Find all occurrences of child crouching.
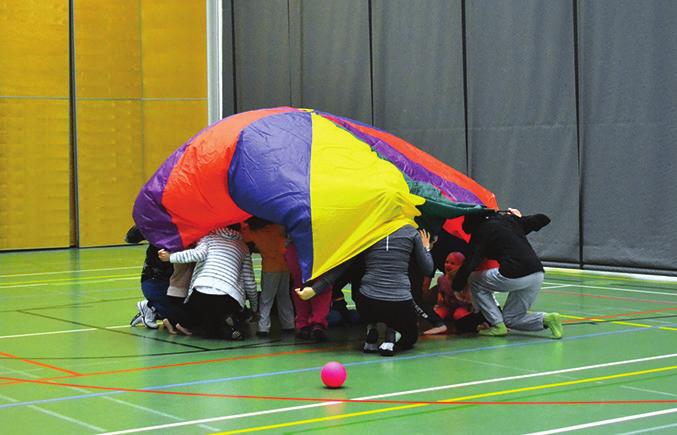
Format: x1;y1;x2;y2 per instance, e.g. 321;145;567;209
159;225;258;340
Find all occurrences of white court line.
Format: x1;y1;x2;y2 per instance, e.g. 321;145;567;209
0;324;130;340
0;367;106;432
623;385;677;399
546;267;677;283
617;422;677;435
0;360;220;432
0;284;44;289
98;353;677;434
525;408;677;435
0;392;106;432
541;284;573;289
543;281;677;297
67;385;221;433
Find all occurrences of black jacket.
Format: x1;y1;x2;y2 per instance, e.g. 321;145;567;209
452;213;550;291
125;226;173;282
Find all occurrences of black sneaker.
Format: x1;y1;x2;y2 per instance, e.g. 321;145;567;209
230;329;244;340
296;325;312;339
311;325;328;342
363;325;379;353
256;330;269;338
219;324;243;340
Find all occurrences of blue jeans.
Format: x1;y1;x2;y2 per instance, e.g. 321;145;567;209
141;278;171;319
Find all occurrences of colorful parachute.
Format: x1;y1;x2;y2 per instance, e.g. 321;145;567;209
133;107;497;282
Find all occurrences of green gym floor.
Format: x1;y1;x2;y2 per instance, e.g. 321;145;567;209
0;246;675;434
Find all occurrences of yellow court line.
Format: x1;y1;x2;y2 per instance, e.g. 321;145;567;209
212;365;677;434
561;314;677;332
0;274;139;287
614;321;657;328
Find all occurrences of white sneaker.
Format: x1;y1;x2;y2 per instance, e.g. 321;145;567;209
130;311;143;327
379;341;395;357
379;328;400;356
136;300;158;329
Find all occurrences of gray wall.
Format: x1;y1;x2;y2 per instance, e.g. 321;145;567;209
221;0;677;275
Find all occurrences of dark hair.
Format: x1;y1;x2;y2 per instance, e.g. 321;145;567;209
125;225;145;244
245;216;274;231
461;210;496;234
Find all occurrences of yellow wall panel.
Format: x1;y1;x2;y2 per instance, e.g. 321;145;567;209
76;101;143;247
142;100;208;178
0;0;69;97
141;0;207;98
1;1;208;249
0;0;71;250
74;0;141;99
0;99;71;249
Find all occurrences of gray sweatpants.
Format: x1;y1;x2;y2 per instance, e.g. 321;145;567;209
257;271;295;332
470;268;545;331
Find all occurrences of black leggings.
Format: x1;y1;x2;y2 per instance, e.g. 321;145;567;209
356;295;418;351
409;262;444;327
185;290;242;339
162;295;189;327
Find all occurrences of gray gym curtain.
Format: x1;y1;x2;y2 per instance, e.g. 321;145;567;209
293;0;372;123
371;0;467;172
578;0;677;272
465;0;580;263
222;0;677;274
233;0;292;111
232;0;371;122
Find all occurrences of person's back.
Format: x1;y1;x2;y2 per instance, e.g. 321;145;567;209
241;221;293;337
161;226;258;339
360;225;433;302
451;209;561;339
358;224;434;356
474;214;545;278
294;225;434;355
242;224;287;272
180;228;256;307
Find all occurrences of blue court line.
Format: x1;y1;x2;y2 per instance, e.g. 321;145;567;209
0;325;665;410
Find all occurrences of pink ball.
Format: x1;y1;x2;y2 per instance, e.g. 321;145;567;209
320;361;347;388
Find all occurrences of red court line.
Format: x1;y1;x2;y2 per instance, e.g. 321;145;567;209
46;347;326;380
0;347;329;387
0;351;80;376
543;289;677;306
562;307;677;324
1;376;676;407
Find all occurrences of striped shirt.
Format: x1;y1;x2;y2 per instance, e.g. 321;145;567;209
169;227;258;311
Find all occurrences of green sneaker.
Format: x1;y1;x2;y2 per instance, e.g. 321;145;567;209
544;312;563;339
479;322;508;336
